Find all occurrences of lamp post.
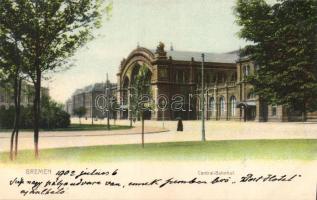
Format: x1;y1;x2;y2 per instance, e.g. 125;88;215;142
91;90;93;125
106;73;110;130
47;82;50;129
201;53;206;142
160;99;166;128
127;86;133;127
162;109;165;128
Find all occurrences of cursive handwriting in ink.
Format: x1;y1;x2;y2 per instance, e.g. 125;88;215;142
159;177;207;188
8;169;302;197
240;174;301;183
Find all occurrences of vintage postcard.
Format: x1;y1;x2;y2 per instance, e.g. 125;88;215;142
0;0;316;199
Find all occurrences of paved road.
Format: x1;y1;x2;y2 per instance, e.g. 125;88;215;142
1;119;317;152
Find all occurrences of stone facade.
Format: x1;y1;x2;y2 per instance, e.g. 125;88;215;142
67;82;117;119
0;81;49;109
117;43;316;122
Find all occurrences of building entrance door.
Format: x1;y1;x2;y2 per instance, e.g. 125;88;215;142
246;106;256;121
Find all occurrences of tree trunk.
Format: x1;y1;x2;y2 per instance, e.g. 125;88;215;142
10;73;19;161
10;129;16;161
14;78;22;158
33;70;41;159
141;111;144;148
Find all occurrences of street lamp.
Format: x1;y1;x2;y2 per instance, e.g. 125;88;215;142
91;90;94;125
162;104;165;128
106;73;110;130
159;99;167;128
201;53;206;142
127;86;133;127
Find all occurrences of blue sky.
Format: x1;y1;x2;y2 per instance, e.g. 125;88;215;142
46;0;268;103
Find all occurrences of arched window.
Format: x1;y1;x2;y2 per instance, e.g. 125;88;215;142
230;96;237;117
220;96;225;116
209;97;215;115
247;91;256;99
243;65;251;78
244;65;250;77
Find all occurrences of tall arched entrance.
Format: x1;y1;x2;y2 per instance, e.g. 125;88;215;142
118;48;155;120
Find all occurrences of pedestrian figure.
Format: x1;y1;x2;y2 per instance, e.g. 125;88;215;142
176;117;183;131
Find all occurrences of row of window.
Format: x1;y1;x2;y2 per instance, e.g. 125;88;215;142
173;71;237;84
208;96;237;117
197;72;237;84
208;97;277;117
242;64;262;77
175;71;187;83
172;65;253;83
174;65;252;83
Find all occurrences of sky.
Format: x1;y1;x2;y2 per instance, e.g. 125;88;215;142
46;0;255;103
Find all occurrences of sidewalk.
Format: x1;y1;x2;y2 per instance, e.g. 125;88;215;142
0;119;317;152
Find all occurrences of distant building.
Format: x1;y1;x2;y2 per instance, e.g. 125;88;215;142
0;81;49;109
116;42;317;122
65;98;73;115
67;82;117;119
